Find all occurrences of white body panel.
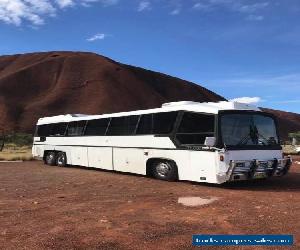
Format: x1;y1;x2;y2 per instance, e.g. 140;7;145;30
225;150;282;162
88;147;113;170
113;148;146;175
70;147;88;167
39;135;176;149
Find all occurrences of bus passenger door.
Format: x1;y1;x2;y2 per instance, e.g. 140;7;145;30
87;147;113;170
113;148;145;175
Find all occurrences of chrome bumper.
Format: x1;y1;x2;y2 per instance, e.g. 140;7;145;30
227;157;292;181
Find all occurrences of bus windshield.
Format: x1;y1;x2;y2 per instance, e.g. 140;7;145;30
220;113;279;147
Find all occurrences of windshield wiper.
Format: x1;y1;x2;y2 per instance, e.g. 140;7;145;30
250;125;259;144
237;125;269;146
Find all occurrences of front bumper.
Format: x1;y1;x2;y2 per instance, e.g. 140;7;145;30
227;157;292;181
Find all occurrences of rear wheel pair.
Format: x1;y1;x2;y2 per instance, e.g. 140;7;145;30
44;151;67;167
151;160;178;181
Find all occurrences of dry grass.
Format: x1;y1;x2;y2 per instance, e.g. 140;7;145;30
282;144;300;155
0;144;33;161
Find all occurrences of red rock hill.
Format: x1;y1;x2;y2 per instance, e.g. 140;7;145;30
0;51;299;140
0;52;224;132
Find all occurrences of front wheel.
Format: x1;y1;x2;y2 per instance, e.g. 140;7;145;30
152;160;178;181
57;152;67;167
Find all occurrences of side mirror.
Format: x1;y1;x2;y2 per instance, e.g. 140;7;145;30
204;137;216;147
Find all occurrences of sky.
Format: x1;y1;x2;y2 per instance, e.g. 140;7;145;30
0;0;300;113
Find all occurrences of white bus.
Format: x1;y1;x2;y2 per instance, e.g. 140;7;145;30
32;101;292;184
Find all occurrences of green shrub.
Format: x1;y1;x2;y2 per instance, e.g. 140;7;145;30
4;133;33;147
289;131;300;139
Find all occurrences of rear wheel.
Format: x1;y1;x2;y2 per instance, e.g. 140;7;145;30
45;151;57;166
152;160;178;181
57;152;67;167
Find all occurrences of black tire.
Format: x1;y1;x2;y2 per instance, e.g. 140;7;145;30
45;151;57;166
56;152;67;167
152;160;178;181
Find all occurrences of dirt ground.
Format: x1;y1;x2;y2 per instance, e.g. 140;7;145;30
0;157;299;250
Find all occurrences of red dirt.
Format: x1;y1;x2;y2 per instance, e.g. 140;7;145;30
0;158;299;250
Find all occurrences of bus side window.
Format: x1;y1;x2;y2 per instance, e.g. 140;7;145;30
136;112;178;135
176;112;215;145
67;121;86;136
50;123;68;136
126;116;139;134
85;119;110;136
106;116;139;136
37;124;52;137
136;114;153;135
153;112;178;134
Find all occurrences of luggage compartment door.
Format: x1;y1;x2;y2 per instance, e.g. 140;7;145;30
88;147;113;170
113;148;146;175
71;147;88;167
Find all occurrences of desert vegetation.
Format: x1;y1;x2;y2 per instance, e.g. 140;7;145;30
282;131;300;154
289;131;300;142
0;133;33;161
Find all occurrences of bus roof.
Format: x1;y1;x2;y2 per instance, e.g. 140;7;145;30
37;101;261;125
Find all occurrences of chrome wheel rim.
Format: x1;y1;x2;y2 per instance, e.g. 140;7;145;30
156;162;170;177
57;155;65;166
46;154;54;164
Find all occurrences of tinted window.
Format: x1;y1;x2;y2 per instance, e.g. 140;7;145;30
107;116;139;135
136;112;178;135
85;119;110;136
136;114;152;134
67;121;86;136
153;112;178;134
37;124;52;137
178;112;215;133
176;112;215;145
50;123;67;136
127;116;140;134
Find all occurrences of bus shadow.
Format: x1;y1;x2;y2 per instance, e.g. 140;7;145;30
170;172;300;192
64;164;149;178
64;165;300;192
217;173;300;192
